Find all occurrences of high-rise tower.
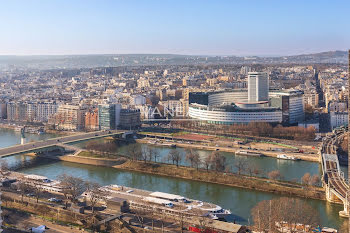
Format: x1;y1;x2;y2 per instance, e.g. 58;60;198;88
248;72;269;103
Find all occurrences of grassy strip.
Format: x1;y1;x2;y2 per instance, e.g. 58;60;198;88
263;141;299;149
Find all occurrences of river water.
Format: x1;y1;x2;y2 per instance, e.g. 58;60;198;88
0;128;346;228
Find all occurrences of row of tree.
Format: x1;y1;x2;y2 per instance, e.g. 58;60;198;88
126;146;321;185
172;121;316;141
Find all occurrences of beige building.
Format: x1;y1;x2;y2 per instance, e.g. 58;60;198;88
53;104;87;131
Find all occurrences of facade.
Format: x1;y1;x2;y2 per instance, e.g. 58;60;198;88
0;103;6;119
119;109;141;129
188;89;304;125
7;102;27;122
270;90;305;125
53;104;87;131
98;104;116;130
85;108;99;131
248;72;269;103
330;111;348;129
303;91;319;108
189;103;282;124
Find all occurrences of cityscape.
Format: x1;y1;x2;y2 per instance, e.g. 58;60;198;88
0;1;349;233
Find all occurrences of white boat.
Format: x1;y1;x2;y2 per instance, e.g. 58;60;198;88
277;154;300;161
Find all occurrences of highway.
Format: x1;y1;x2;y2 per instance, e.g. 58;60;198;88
0;130;126;157
321;128;348;202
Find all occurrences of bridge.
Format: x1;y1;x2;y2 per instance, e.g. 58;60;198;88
0;130;132;158
320;127;349;217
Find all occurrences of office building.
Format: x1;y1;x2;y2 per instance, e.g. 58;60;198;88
248;72;269;103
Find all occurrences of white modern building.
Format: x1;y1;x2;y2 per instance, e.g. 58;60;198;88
330;111;348;129
188;89;304;125
248;72;269;103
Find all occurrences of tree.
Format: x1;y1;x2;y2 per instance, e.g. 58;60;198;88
203;155;211;171
268;170;283;180
17;181;31;203
32;183;43;203
209;151;226;172
0;160;9;174
128;144;142;161
310;174;320;186
301;173;311;185
58;174;86;206
192;152;201;169
85;181;109;213
234;157;247;175
251;197;320;232
185;149;199;168
153;148;160;162
197;216;213;233
167;149;182;167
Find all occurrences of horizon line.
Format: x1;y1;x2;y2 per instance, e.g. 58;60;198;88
0;50;347;58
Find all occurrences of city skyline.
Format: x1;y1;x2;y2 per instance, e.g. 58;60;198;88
0;0;349;56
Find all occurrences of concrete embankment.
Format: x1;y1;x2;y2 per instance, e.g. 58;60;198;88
135;138;320;162
27;153;127;167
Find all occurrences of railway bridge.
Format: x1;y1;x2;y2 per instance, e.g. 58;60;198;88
320;127;349;217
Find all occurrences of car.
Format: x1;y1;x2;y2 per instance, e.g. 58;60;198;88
48;197;62;203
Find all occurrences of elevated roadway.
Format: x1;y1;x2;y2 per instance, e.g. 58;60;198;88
321;127;349;217
0;130;129;158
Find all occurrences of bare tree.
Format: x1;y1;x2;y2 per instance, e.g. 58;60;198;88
141;146;149;163
0;160;9;174
301;172;311;185
268;170;283;181
167;149;182;167
58;174;86;205
203;156;211;171
128;143;142;161
310;174;320;186
251;197;320;232
31;183;43;203
153;148;160;163
197;216;213;233
209;151;226;172
185;149;199;168
234;157;247;175
17;181;31;203
85;181;109;213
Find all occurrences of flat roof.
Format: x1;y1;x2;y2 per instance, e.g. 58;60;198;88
143;197;172;205
24;174;49;180
150;191;185;200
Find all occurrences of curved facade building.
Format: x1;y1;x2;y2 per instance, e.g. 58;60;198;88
188;89;304;125
189;104;282;124
208;90;248;105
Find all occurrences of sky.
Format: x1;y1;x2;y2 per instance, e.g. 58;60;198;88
0;0;349;56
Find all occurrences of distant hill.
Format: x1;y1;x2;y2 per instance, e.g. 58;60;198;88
0;51;347;69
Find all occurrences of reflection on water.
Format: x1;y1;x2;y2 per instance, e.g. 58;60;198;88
13;159;344;227
0;129;346;228
73;138;322;183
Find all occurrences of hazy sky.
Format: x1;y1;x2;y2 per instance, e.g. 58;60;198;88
0;0;349;56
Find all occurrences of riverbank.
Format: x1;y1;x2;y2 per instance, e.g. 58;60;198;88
30;152;326;202
114;160;326;201
136;138;321;162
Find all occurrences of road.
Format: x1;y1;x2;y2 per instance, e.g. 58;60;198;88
0;130;126;157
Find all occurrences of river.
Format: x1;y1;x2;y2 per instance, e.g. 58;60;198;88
0;128;346;228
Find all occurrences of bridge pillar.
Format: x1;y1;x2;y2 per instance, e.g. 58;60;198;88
339;194;349;218
325;185;339;203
